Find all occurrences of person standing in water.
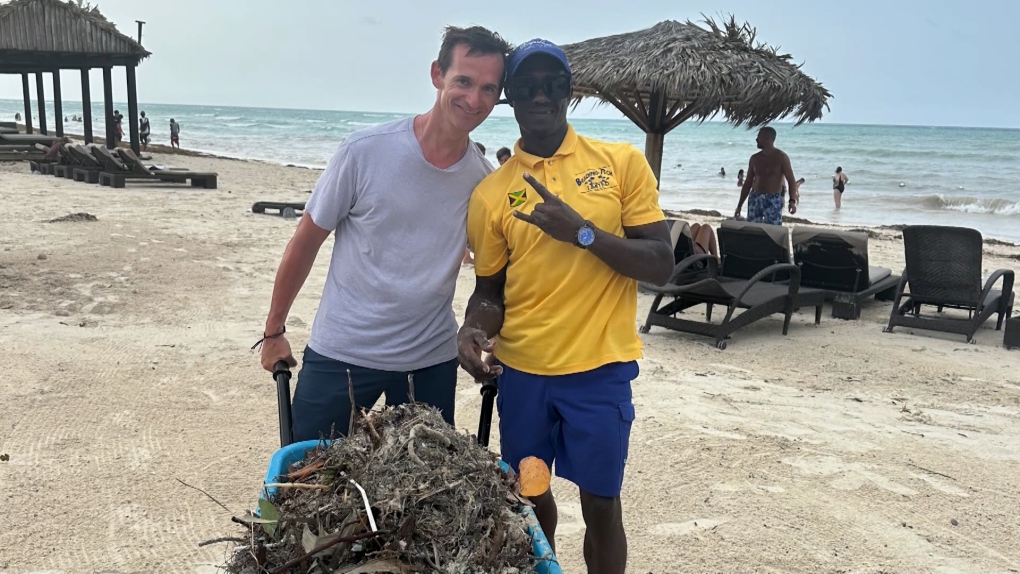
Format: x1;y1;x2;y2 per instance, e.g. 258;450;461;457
832;167;848;209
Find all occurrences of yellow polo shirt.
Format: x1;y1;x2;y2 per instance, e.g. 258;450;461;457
467;124;665;375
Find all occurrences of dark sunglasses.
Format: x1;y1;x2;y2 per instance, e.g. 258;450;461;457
505;75;571;102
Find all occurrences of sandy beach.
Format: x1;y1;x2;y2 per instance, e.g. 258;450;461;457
1;152;1019;574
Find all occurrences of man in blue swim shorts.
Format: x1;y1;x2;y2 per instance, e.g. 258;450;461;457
734;126;800;225
456;39;674;574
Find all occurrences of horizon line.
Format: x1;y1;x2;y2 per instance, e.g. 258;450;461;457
1;97;1017;132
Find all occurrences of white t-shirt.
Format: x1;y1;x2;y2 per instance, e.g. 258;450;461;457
304;117;492;371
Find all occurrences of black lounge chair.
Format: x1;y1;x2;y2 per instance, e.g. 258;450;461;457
252;201;305;218
792;226;900;319
884;225;1014;343
639;219;709;294
67;144;105;183
105;147;218;189
639;220;824;349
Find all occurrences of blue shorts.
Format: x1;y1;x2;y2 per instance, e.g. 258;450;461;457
746;191;783;226
496;361;638;498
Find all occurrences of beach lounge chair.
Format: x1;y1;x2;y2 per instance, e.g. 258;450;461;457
884;225;1014;343
252;201;305;218
639;219;709;294
68;144;105;183
792;226;900;319
639;220;824;349
97;147;218;189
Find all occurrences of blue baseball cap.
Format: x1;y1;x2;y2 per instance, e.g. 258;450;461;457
506;38;571;78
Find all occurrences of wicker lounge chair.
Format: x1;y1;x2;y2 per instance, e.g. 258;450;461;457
639;220;824;349
792;226;900;319
884;225;1014;343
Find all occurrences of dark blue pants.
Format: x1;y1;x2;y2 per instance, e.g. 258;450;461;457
290;346;458;443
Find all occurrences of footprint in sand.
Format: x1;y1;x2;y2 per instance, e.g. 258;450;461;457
555;501;586;536
712;481;785;494
689;424;746;440
910;472;969;496
649;518;730;537
784;455;917;496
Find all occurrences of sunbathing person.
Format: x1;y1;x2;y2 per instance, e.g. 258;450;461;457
690;222;718;258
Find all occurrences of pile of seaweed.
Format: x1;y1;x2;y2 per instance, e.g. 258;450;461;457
222;402;535;574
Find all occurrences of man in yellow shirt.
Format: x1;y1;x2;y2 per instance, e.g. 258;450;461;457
458;39;673;574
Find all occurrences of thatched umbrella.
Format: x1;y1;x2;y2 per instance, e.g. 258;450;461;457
561;16;832;182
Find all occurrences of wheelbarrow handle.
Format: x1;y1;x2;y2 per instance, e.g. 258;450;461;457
476;379;498;448
273;361;294;448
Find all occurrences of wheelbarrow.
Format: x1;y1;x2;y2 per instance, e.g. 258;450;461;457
265;361;561;573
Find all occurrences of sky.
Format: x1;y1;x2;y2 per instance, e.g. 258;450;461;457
1;0;1017;129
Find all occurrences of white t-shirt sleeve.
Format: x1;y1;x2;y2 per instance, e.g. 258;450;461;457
306;142;358;231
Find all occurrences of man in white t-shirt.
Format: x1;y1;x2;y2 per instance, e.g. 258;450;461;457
258;25;510;443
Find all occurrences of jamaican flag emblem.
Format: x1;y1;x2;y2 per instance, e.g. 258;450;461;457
507;189;527;208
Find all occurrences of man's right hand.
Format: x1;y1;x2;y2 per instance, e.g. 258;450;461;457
457;326;502;381
733;206;743;219
261;335;297;372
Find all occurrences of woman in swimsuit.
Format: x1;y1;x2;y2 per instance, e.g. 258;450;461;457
832;166;848;209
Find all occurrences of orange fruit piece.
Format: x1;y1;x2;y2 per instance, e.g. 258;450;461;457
518;455;551;497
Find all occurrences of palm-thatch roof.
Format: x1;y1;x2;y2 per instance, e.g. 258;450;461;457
0;0;150;73
560;16;831;180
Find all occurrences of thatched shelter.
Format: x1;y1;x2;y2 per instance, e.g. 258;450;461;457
0;0;151;152
561;17;832;182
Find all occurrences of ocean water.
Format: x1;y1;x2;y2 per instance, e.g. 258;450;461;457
4;99;1019;242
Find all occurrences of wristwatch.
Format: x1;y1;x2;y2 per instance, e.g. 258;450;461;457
575;221;596;249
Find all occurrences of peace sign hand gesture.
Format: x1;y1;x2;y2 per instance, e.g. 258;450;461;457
511;173;587;244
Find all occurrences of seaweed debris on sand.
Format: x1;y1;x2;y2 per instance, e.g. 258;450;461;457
222;402;535;574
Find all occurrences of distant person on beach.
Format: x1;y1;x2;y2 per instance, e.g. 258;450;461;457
734;126;799;224
14;112;20;121
719;167;726;177
169;118;180;149
257;25;510;444
42;136;71;161
458;38;673;574
113;110;123;144
736;169;744;187
832;167;849;209
496;146;511;165
139;111;151;152
781;177;805;208
475;142;486;155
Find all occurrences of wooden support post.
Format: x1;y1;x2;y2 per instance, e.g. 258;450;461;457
644;132;664;186
21;73;33;134
53;71;64;138
643;90;669;186
35;72;47;135
126;64;140;155
102;67;115;149
81;69;93;143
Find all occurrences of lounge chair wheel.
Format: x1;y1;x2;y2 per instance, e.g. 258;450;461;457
282;207;297;219
716;340;727;350
882;327;892;333
638;325;650;334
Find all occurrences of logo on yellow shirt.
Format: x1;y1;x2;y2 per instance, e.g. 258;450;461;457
508;189;527;208
574;166;614;192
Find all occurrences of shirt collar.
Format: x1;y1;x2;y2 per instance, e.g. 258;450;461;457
511;123;578;169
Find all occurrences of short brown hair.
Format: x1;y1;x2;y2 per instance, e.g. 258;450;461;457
437;25;511;76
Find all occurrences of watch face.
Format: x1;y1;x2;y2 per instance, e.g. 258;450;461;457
578;226;596;246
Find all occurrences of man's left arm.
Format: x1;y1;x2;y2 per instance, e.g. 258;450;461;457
512;149;673;286
782;153;799;208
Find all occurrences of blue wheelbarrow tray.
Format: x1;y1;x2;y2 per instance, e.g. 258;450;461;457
259;439;562;574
